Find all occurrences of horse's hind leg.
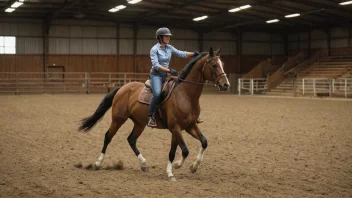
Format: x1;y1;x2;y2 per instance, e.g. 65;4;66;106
94;119;126;169
185;124;207;174
127;122;148;172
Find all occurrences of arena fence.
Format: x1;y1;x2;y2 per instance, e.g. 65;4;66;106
0;72;149;94
237;78;268;95
302;78;352;98
238;77;352;98
0;72;240;94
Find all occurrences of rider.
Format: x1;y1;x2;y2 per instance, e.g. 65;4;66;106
147;27;199;127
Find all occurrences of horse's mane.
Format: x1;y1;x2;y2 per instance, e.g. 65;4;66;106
178;52;208;80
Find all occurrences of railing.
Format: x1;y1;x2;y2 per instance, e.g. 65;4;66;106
238;78;267;95
0;72;149;94
237;77;351;98
301;78;352;98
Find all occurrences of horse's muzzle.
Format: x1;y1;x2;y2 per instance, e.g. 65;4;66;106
219;83;230;91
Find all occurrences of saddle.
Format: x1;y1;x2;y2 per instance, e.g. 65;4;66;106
138;76;178;128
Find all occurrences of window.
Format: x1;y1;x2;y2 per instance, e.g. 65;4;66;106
0;36;16;54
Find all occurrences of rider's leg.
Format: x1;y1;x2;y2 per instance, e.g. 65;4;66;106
148;74;163;127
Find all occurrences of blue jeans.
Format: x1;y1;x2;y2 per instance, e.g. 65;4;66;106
148;73;167;117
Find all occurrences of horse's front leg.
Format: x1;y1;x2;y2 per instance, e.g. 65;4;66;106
166;134;178;181
171;128;189;170
185;124;207;173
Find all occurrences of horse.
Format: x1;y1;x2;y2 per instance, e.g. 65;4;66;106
78;47;230;181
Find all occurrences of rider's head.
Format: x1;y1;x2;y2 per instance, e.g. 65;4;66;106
156;27;172;44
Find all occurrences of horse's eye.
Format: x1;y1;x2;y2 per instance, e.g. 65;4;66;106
213;64;217;68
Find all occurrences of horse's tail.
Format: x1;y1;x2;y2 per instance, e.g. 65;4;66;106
78;88;120;132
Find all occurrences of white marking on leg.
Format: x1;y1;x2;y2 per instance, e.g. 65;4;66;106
192;148;205;171
95;153;105;167
174;156;185;169
166;161;174;177
137;153;146;164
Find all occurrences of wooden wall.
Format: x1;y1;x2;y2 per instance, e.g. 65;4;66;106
0;54;245;74
2;53;325;75
0;55;43;72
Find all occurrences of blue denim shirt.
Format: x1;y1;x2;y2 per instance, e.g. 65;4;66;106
150;42;187;76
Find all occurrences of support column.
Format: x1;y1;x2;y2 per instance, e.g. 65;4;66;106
236;29;242;74
42;18;50;73
308;30;311;57
349;27;351;48
133;23;138;73
283;33;288;56
198;32;203;52
327;29;331;56
116;23;120;72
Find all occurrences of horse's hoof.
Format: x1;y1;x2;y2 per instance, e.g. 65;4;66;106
141;166;149;172
141;162;149;172
173;162;181;169
168;176;177;182
93;163;100;170
190;164;197;174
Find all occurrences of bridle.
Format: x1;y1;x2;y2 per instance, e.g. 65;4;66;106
178;56;227;86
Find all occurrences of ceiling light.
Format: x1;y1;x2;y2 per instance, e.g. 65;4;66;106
240;5;251;9
11;2;23;8
340;1;352;5
266;19;279;23
19;0;24;2
229;4;251;12
285;13;300;18
229;8;241;12
5;8;15;12
193;15;208;21
116;5;126;10
109;8;118;12
128;0;142;4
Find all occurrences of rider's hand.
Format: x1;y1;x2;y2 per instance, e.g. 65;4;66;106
193;51;200;57
169;69;178;76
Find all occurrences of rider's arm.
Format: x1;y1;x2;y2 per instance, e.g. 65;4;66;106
170;45;188;58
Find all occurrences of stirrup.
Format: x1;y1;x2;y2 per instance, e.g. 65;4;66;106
147;117;157;127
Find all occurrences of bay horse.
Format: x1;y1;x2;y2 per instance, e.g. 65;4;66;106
78;47;230;181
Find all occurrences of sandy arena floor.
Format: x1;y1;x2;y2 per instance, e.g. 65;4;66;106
0;94;351;198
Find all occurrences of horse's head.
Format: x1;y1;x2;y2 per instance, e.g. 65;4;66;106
202;47;230;91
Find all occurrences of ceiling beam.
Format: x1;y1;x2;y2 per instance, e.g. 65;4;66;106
136;0;202;21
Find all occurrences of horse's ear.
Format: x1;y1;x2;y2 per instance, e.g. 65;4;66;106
209;47;214;57
215;48;221;56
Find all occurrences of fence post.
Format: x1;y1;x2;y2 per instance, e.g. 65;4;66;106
313;79;316;96
345;78;348;98
124;73;127;85
332;79;335;93
108;73;111;93
85;72;89;94
238;78;241;95
45;72;48;94
329;79;332;97
15;73;19;95
302;78;305;96
250;78;254;95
